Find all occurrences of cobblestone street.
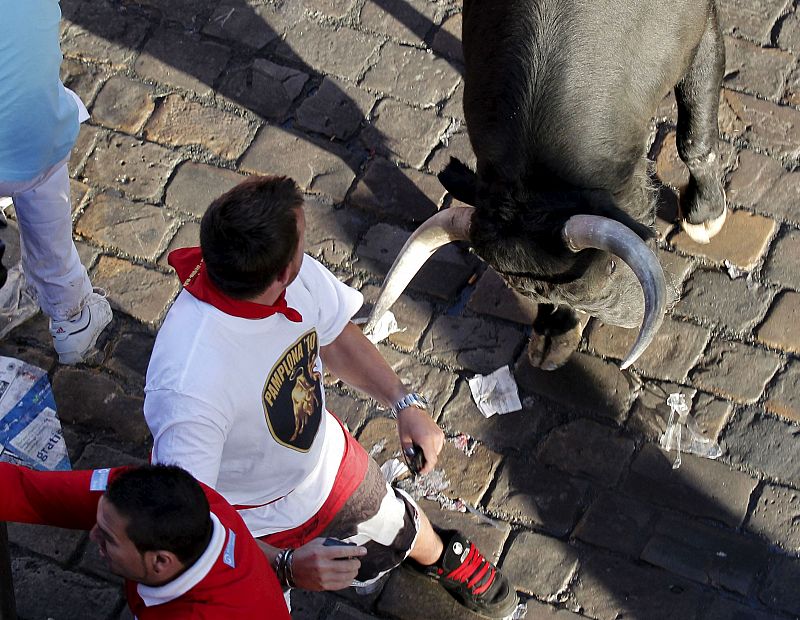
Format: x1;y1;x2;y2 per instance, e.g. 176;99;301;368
3;0;800;618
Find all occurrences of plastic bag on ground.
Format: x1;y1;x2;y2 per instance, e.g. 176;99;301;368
659;392;722;469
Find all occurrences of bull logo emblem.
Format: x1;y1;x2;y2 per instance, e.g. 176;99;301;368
288;351;320;441
262;330;323;451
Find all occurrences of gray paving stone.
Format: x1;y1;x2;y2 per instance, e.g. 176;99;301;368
721;90;800;163
165;161;245;218
514;351;639;425
61;0;149;68
723;36;796;100
467;268;539;325
717;0;789;43
11;555;122;620
723;406;800;487
323;389;376;434
573;493;659;557
765;359;800;422
658;248;694;288
220;59;309;121
587;317;710;382
571;549;706;620
0;342;56;376
304;194;370;268
327;601;380;620
441;81;464;121
361;99;451;168
759;554;800;616
421;314;525;375
622;444;758;528
275;22;381;81
746;482;800;554
92;256;180;326
726;149;800;225
675;268;773;334
355;222;479;300
424;436;502;505
76;191;175;261
83;133;181;202
690;339;781;404
302;0;356;20
428;126;477;176
487;457;591;536
296;77;376;140
350;158;445;223
764;227;800;291
438;380;570;453
359;0;438;44
356;417;400;467
74;442;146;470
53;368;150;444
518;600;586;619
362;43;461;108
756;291;800;354
701;595;786;620
70;124;102;177
79;539;123;584
143;95;257;161
240;126;356;202
290;588;333;619
417;498;511;564
536;419;636;486
7;523;85;565
60;58;108;108
356;284;434;351
159;221;200;268
501;530;579;599
640;515;769;595
779;11;800;52
431;14;464;64
203;3;286;49
134;28;230;97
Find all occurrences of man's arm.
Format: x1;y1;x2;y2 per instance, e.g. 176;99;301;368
320;322;444;473
0;464;107;529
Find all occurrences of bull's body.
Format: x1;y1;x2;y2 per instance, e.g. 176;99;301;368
437;0;726;366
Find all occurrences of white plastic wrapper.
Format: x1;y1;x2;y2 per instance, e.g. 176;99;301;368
659;392;722;469
468;365;522;417
353;311;404;344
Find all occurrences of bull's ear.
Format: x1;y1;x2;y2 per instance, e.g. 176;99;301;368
438;158;477;205
580;189;655;242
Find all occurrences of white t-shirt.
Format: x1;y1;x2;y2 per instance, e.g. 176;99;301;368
145;255;363;536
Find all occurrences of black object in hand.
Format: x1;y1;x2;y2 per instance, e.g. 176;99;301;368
403;443;426;475
323;538;358;560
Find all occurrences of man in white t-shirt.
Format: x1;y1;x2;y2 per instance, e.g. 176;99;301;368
144;176;518;619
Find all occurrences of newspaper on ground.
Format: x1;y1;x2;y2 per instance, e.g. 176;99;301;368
659;392;722;469
468;365;522;418
353;311;404;344
0;356;70;471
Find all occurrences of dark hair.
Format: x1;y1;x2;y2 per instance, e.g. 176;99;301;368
200;175;304;299
105;465;212;565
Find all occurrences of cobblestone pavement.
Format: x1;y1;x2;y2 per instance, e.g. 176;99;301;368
3;0;800;618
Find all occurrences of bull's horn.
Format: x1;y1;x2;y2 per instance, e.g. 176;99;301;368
562;214;667;370
363;205;475;335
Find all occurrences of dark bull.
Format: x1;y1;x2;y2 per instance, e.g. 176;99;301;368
365;0;727;370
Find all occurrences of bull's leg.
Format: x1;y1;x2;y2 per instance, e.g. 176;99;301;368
674;2;727;244
527;304;586;371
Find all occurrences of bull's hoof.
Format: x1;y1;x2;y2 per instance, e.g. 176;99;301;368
527;322;583;371
680;201;727;244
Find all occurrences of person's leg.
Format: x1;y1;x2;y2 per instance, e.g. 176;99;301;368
12;160;111;362
406;508;443;565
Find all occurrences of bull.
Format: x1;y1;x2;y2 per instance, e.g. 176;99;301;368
364;0;727;370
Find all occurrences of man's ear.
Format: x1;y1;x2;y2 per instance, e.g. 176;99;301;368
147;550;183;577
275;262;293;287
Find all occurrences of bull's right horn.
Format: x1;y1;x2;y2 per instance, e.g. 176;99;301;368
362;204;475;335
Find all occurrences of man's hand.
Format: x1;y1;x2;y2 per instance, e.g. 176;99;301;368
290;537;367;591
396;405;444;474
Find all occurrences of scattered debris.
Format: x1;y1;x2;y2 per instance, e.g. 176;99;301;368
353;311;404;344
510;601;529;620
723;260;745;280
380;457;408;483
468;365;522;418
368;438;387;458
450;432;478;457
659;392;722;469
0;263;39;340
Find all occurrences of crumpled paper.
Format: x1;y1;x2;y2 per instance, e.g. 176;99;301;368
353;311;404;344
468;365;522;417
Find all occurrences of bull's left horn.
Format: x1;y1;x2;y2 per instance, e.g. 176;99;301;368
562;214;667;370
363;205;475;335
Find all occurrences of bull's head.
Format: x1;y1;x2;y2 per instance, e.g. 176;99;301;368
363;160;668;370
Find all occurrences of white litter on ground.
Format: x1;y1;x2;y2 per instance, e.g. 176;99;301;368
468;365;522;417
659;392;722;469
353;311;404;344
368;438;387;458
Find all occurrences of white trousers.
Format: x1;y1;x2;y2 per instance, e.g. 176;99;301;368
0;158;92;322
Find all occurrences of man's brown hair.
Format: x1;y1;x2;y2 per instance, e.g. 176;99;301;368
200;175;303;299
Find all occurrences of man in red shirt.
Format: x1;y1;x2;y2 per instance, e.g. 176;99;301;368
0;463;292;619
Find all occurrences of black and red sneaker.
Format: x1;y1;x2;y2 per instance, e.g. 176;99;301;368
408;530;519;619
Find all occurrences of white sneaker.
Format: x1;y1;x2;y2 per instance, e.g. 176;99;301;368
50;288;113;364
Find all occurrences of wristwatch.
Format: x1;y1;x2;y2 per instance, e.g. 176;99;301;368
391;392;429;418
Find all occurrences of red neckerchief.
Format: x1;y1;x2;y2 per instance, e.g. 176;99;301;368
168;247;302;322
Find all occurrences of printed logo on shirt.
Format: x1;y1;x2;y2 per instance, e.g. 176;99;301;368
223;530;236;568
262;330;322;452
